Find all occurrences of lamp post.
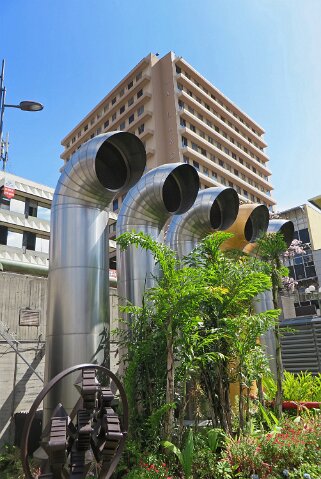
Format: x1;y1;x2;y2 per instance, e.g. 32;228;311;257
0;59;43;171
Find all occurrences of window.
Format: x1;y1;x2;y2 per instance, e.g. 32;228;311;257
229;181;233;187
84;124;88;131
26;199;38;217
119;121;125;131
299;228;310;244
219;159;224;167
192;142;199;152
193;160;200;169
0;226;7;245
72;137;76;144
104;104;109;112
136;71;142;81
119;88;125;97
128;97;134;107
234;169;239;176
208;136;213;144
200;148;207;157
137;89;143;99
78;131;81;138
176;65;181;74
128;80;133;89
7;230;23;248
37;205;51;221
180;118;186;127
182;136;188;147
212;171;217;179
96;127;101;135
112;113;116;122
112;199;119;211
138;124;145;134
35;237;49;253
203;167;209;176
129;114;134;124
10;198;25;215
232;153;236;160
137;106;144;116
120;105;125;114
178;100;184;110
177;82;183;91
190;124;196;133
183;155;189;164
243;190;248;197
23;231;36;250
188;106;194;114
224;147;229;155
112;97;116;105
104;120;109;129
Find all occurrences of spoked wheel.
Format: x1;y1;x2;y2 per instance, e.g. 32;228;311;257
21;364;128;479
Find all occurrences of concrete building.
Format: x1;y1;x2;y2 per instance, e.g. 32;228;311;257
61;52;276;216
0;172;52;275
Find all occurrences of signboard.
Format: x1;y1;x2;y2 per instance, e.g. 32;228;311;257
3;178;15;199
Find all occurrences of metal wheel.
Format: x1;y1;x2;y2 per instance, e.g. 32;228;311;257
21;364;128;479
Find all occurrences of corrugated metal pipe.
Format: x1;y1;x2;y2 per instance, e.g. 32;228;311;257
166;187;239;258
44;132;146;424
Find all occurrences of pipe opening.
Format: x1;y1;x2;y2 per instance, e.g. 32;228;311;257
279;222;295;247
244;205;269;242
210;201;222;229
95;141;128;190
162;164;199;214
95;133;146;192
211;188;239;230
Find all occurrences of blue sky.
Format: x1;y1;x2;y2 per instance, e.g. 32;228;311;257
2;0;321;210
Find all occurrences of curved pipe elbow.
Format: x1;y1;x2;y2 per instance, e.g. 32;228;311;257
53;132;146;209
116;162;199;235
243;218;295;255
166;187;239;258
221;204;269;251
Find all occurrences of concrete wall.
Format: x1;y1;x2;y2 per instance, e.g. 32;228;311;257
0;272;47;445
0;272;119;446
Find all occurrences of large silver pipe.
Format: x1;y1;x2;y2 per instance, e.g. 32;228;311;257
243;218;294;254
116;163;199;308
166;187;239;258
44;132;146;423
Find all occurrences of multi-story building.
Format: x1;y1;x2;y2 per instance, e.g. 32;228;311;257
0;172;53;275
280;203;321;311
61;52;276;216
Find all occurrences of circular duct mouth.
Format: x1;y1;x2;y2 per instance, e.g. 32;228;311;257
210;188;239;230
244;205;269;242
162;164;199;214
279;221;295;247
95;132;146;192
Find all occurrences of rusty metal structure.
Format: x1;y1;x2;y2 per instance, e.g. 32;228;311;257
166;187;239;258
22;364;128;479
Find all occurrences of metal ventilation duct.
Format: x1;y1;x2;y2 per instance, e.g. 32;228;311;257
166;187;239;258
116;163;199;308
44;132;146;423
221;204;269;251
243;218;294;254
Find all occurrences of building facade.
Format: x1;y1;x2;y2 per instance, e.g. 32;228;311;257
61;52;276;217
280;204;321;291
0;172;53;275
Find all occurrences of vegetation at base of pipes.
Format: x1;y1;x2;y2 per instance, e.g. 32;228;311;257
116;231;278;445
254;232;291;418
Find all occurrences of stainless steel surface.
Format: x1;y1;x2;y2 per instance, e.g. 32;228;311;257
117;163;199;308
267;219;294;247
166;187;239;258
243;218;294;255
45;132;146;424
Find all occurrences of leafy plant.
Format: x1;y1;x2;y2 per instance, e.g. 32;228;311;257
162;429;194;479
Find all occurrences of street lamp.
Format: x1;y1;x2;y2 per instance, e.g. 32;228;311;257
0;59;43;171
